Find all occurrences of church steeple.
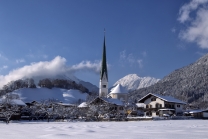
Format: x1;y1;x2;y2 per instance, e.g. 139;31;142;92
100;33;108;81
99;30;108;97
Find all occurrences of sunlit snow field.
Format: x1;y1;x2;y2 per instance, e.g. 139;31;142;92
0;120;207;139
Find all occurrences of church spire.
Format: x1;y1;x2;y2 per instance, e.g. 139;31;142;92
99;29;108;97
100;30;108;81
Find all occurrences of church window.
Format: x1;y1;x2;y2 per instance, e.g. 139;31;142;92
102;85;106;88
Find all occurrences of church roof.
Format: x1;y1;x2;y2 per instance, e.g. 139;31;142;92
100;35;108;81
89;97;124;106
110;84;128;94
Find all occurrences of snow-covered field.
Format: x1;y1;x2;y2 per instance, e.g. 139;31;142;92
0;120;207;139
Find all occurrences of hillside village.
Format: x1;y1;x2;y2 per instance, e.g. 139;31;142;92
0;34;208;123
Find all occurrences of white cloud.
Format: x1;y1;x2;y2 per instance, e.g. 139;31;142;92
0;56;101;88
70;60;101;73
171;28;176;33
142;51;147;57
178;0;208;23
0;65;8;71
16;59;25;64
178;0;208;49
0;53;8;61
119;50;143;68
3;65;8;69
43;55;48;59
137;59;143;68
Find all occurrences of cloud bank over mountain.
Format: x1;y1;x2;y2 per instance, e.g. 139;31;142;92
0;56;101;88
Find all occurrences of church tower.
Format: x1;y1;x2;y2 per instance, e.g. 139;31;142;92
99;32;108;97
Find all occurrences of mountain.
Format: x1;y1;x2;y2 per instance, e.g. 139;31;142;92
1;74;98;93
112;74;160;91
12;88;88;104
130;53;208;109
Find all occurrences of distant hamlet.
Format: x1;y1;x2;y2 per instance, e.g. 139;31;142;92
0;34;208;123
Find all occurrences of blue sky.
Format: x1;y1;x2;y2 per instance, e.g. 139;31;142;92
0;0;208;87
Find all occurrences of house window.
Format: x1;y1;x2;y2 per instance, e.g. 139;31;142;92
146;105;149;108
102;85;106;88
156;112;159;115
160;104;162;108
150;105;152;108
119;107;123;110
177;105;180;108
151;97;156;101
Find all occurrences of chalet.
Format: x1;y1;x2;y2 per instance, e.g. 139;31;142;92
138;93;186;117
108;84;128;102
88;97;125;115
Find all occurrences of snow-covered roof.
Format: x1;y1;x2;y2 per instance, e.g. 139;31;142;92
138;93;187;105
104;98;124;106
136;103;145;108
90;97;124;106
189;109;203;113
0;98;26;106
158;109;175;111
56;102;76;107
78;102;88;108
110;84;127;94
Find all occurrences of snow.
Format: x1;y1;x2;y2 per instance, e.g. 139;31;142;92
110;84;127;94
12;88;88;103
0;120;207;139
113;74;160;91
189;110;203;113
136;103;145;108
0;99;26;106
78;102;88;108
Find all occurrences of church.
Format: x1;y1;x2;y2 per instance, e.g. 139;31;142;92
99;32;128;102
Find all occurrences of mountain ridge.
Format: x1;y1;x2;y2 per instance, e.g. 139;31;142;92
112;74;160;92
130;53;208;109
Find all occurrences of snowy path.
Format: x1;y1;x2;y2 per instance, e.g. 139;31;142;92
0;120;207;139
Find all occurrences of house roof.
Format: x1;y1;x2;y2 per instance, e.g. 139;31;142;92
136;103;145;108
0;98;26;106
189;109;202;113
78;102;88;108
109;84;128;94
56;102;76;107
138;93;187;105
89;97;124;106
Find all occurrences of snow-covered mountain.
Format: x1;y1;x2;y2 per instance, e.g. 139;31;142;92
112;74;160;91
130;53;208;109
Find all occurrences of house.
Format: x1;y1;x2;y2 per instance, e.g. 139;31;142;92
88;97;125;118
202;109;208;119
138;93;186;117
108;84;128;102
189;109;208;119
78;102;89;118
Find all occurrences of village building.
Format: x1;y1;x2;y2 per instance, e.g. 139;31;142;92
99;32;108;98
138;93;186;117
88;97;125;117
189;109;208;119
108;84;128;102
